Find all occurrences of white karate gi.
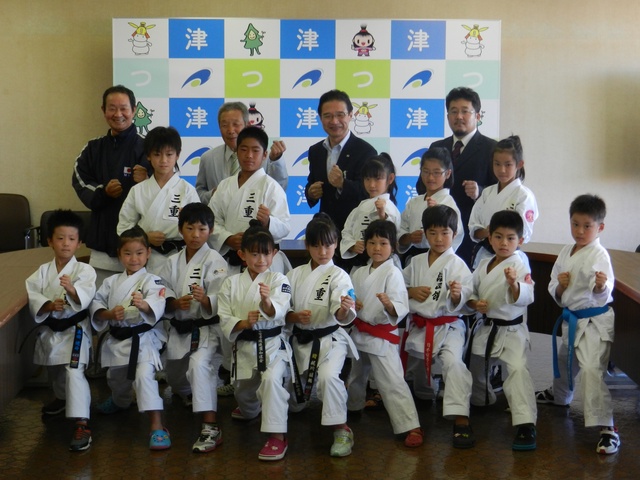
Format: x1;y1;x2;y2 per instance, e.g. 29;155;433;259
26;257;96;419
547;238;615;427
347;259;420;434
468;180;538;268
402;249;473;419
468;254;537;426
219;270;291;433
398;189;464;255
208;168;290;257
91;268;167;412
286;261;357;426
117;174;200;273
159;244;228;413
340;194;401;260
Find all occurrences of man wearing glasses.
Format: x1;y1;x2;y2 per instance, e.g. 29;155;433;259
305;89;377;234
417;87;497;266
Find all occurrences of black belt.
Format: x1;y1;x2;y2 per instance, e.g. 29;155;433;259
470;238;495;267
109;324;154;380
170;316;220;352
465;315;523;405
234;326;282;374
151;239;185;255
290;324;340;402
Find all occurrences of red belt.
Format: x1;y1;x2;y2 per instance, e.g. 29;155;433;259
353;318;400;344
411;314;458;385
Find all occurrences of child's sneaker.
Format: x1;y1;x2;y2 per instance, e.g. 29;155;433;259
69;423;92;452
512;424;537;451
452;424;475;449
192;424;222;453
597;427;620;455
535;387;568;407
96;397;129;415
330;428;354;457
149;428;171;450
231;406;259;421
258;436;288;461
42;398;66;416
217;383;235;397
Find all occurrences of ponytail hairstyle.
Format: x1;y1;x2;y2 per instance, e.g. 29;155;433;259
361;152;398;204
305;212;339;247
493;135;525;181
241;219;276;254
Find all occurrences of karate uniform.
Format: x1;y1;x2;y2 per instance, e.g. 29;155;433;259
340;194;401;261
26;257;96;419
398;189;464;256
91;268;167;412
117;174;200;273
468;180;538;268
468;254;537;426
208;168;290;257
402;249;473;419
159;244;228;414
347;259;420;434
219;270;291;433
286;261;357;426
548;238;615;427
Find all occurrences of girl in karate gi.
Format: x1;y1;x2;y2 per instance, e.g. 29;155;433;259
118;126;200;274
468;135;538;270
340;153;401;269
347;219;424;447
91;227;170;450
218;221;292;461
286;213;358;457
399;147;464;264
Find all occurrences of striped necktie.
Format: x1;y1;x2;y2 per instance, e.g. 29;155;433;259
452;140;463;163
229;152;240;176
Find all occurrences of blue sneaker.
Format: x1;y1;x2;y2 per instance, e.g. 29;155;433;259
96;397;129;415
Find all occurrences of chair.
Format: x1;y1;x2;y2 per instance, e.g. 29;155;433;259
36;210;92;247
0;193;32;252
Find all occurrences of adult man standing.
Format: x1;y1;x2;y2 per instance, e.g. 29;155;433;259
72;85;148;284
196;102;288;205
305;89;377;235
417;87;497;266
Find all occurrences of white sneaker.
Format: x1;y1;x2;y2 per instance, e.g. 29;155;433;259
597;428;620;455
330;428;354;457
192;424;222;453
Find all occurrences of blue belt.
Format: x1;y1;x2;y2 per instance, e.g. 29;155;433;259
552;305;608;391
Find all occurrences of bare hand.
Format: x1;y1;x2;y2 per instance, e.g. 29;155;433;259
504;267;517;286
351;240;365;255
375;197;386;218
409;230;424;245
52;298;66;312
131;291;145;309
247;310;260;328
147;231;166;247
257;204;270;227
190;284;206;303
59;275;76;295
112;305;125;321
462;180;479;200
132;164;149;183
328;165;344;189
408;286;431;302
475;299;489;314
294;309;312;325
105;179;123;198
176;294;193;310
226;233;244;252
376;292;392;309
449;280;462;304
425;196;438;207
307;181;324;200
557;272;571;290
258;282;271;302
355;299;363;312
594;271;608;291
269;140;286;161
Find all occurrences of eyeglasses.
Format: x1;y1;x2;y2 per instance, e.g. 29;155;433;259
421;169;448;177
447;109;475;117
321;112;348;121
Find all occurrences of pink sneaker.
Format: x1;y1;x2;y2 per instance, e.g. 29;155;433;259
258;436;288;461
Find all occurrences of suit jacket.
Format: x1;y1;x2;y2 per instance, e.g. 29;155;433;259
417;130;497;265
305;133;377;232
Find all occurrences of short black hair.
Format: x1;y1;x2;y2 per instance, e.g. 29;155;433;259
179;203;214;229
422;205;458;234
489;210;524;238
118;226;150;250
241;219;276;254
318;89;353;115
569;194;607;223
237;126;268;152
446;87;481;113
363;219;397;250
305;213;339;247
102;85;136;111
144;126;182;156
46;209;84;241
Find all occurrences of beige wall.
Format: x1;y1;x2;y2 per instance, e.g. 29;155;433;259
1;1;639;250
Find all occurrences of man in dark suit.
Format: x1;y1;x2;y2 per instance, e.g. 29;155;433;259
305;89;377;233
417;87;497;266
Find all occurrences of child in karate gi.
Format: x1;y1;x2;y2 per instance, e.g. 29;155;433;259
468;136;538;270
26;210;97;451
536;194;620;455
286;213;358;457
218;221;292;461
466;210;537;451
91;227;170;450
399;147;464;263
117;126;199;274
347;219;423;447
208;126;291;275
402;205;475;448
159;203;228;453
341;153;401;269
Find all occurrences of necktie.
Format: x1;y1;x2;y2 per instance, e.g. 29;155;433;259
452;140;463;163
229;152;240;176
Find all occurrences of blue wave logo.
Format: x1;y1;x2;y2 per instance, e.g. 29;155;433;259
181;147;210;167
401;148;428;167
292;150;310;167
402;70;433;89
292;69;323;89
181;69;212;88
294;228;306;240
